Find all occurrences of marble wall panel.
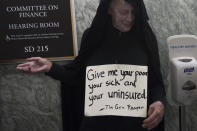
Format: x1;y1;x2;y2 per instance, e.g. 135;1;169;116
0;65;62;131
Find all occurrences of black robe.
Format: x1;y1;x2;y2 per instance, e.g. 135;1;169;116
46;0;165;130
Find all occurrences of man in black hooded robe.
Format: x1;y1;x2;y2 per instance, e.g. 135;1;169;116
17;0;166;131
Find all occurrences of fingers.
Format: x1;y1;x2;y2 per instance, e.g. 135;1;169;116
148;105;154;116
16;62;32;71
22;66;31;72
143;105;156;123
143;107;154;123
16;57;51;73
142;101;164;130
17;64;31;72
27;57;43;62
143;118;160;130
17;63;31;68
142;109;161;130
16;57;40;69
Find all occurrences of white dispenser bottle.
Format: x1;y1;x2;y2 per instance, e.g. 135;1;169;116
167;35;197;105
170;57;197;105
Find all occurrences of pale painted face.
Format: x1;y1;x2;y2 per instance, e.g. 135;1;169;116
108;0;135;32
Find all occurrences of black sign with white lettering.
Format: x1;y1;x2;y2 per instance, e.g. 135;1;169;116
0;0;77;63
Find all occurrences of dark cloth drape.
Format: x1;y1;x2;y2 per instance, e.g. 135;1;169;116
46;0;166;130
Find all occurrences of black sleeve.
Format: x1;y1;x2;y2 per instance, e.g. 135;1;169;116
45;29;90;85
143;23;166;105
148;64;166;105
45;62;80;85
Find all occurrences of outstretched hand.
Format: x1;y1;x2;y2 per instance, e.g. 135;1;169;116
142;101;164;130
16;57;52;73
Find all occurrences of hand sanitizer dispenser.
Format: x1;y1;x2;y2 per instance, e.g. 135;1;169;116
170;57;197;105
167;35;197;106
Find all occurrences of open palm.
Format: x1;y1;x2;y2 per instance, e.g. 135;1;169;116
16;57;52;73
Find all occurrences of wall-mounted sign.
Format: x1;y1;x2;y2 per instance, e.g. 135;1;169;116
0;0;78;63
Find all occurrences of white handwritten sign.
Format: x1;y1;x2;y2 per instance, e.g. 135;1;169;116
85;64;148;117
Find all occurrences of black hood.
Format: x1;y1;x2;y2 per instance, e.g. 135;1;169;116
71;0;164;88
77;0;150;58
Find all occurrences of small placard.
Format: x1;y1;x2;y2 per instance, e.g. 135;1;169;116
85;64;148;117
0;0;77;63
